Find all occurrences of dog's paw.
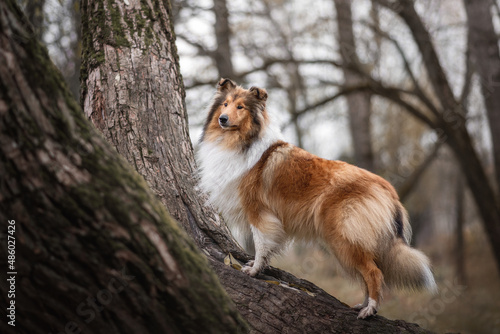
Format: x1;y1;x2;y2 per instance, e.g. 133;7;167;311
357;298;378;319
357;305;377;319
241;265;259;277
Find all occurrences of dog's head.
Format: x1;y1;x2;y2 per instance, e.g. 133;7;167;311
201;78;269;149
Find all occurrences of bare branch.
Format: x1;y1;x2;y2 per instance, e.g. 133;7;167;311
397;141;443;201
291;81;437;130
374;0;458;112
360;19;440;117
176;34;213;57
295;84;371;116
184;58;343;89
459;32;474;107
372;85;438;128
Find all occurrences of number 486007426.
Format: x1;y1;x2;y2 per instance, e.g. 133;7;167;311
7;220;15;269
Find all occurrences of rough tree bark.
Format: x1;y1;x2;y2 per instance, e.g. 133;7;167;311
334;0;375;172
79;0;433;333
0;1;246;333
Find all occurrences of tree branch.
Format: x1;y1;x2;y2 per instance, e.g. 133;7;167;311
184;58;343;89
176;34;213;57
459;34;474;106
397;141;443;201
293;80;437;130
360;19;440;117
375;0;458;112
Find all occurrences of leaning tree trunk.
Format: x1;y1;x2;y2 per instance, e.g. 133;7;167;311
0;1;246;333
79;0;433;333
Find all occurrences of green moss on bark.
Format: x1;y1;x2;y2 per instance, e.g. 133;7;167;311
135;12;146;36
80;0;131;101
107;0;131;48
70;138;248;331
80;0;105;103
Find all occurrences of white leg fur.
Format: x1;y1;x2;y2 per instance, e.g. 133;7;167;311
242;214;286;277
357;298;378;319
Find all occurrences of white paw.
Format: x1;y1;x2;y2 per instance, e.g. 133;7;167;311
357;305;377;319
241;265;260;277
357;298;378;319
246;260;255;267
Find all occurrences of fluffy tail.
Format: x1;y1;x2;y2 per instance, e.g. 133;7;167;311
380;240;437;293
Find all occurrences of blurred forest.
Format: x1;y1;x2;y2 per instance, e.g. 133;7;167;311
23;0;500;332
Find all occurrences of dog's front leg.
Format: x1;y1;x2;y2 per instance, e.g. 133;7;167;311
242;213;285;277
242;226;270;276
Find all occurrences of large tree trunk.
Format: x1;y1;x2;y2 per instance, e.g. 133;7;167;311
0;1;246;333
334;0;375;171
78;0;433;333
463;0;500;194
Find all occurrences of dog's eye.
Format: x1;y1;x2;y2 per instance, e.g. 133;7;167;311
224;103;228;107
237;105;243;110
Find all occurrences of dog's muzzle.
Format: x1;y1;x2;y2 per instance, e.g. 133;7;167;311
219;114;229;127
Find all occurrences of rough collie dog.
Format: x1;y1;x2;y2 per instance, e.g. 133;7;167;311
197;78;437;319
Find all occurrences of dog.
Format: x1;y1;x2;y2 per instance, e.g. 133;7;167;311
197;78;437;319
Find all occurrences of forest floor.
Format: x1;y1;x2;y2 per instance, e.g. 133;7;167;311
271;223;500;334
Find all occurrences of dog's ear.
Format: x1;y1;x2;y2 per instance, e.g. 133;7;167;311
249;86;268;102
217;78;236;92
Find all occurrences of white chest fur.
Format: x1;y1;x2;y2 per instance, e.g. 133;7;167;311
197;125;283;251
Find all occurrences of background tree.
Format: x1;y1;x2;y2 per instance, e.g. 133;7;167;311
372;0;500;274
334;0;375;171
33;0;82;100
463;0;500;190
213;0;236;79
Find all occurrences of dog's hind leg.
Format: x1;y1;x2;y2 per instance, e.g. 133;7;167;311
349;250;383;319
329;237;383;319
355;260;383;319
242;212;286;277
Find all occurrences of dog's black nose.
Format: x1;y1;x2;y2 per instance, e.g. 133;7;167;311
219;114;229;125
